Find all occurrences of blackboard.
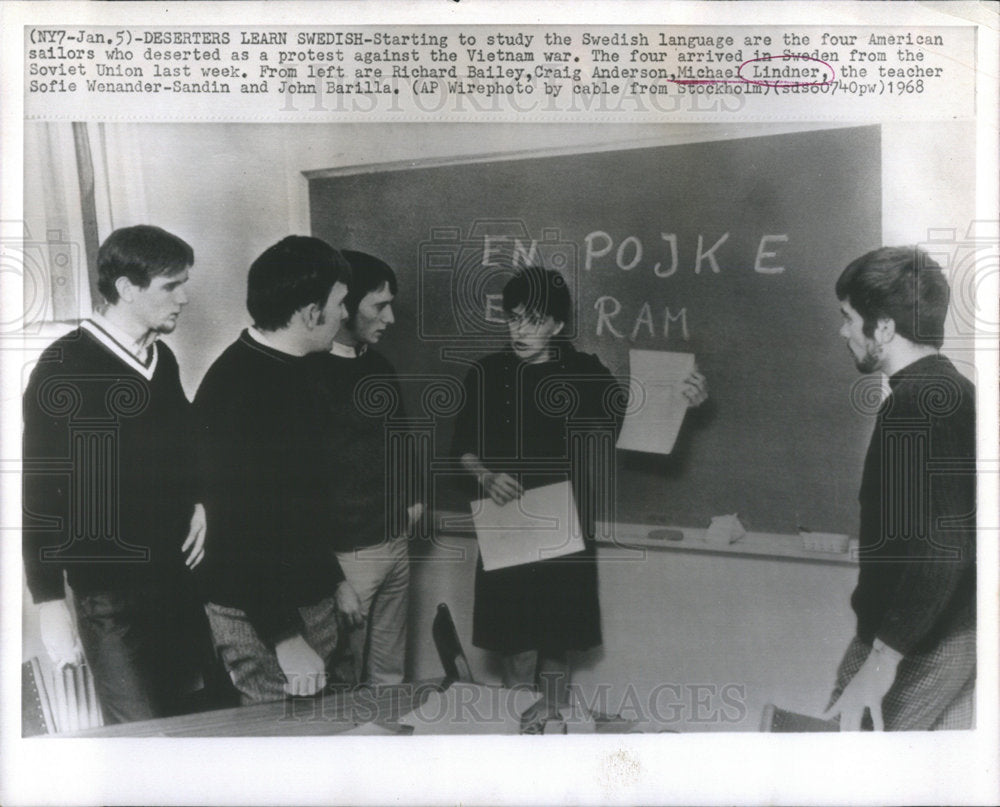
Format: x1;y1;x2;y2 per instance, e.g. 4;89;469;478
308;126;881;536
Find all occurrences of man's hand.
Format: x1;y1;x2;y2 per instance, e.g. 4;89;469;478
405;502;425;535
822;643;902;730
181;503;206;569
275;634;327;697
335;580;365;630
680;368;708;407
482;472;523;506
39;599;84;668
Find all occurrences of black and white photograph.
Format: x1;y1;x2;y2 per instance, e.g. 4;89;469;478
2;2;998;806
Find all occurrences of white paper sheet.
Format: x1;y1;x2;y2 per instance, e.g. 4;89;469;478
472;481;584;571
616;350;695;455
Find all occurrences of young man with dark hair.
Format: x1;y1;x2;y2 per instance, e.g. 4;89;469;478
23;224;213;724
823;246;976;730
305;249;419;685
195;236;363;703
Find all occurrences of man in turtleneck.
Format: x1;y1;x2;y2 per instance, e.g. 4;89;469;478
823;246;976;731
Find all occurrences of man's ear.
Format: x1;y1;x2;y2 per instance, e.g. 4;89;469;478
874;317;896;344
301;302;321;329
114;276;135;303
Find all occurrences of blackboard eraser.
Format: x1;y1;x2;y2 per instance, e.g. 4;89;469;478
647;528;685;542
800;531;850;553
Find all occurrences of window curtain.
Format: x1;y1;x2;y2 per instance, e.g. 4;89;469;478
22;122;149;329
22;123;91;328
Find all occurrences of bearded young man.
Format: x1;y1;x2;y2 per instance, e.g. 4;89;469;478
823;246;976;731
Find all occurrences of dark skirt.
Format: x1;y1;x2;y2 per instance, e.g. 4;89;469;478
472;541;601;655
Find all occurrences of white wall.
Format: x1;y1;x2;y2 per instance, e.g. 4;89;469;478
881;120;977;380
409;533;858;731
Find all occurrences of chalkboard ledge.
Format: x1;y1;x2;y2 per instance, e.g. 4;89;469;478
428;511;858;568
595;522;859;567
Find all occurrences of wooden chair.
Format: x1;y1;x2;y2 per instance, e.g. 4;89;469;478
22;656;103;736
431;603;475;684
760;703;839;732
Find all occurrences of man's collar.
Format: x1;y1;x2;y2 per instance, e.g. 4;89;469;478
247;326;278;350
330;340;367;359
888;352;944;390
91;309;158;359
246;326;301;357
80;314;159;379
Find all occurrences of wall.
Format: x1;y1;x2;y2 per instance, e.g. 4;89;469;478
407;531;858;731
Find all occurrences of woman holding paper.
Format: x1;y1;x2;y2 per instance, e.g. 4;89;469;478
454;266;706;732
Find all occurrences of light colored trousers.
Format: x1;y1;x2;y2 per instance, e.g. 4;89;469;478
336;534;410;685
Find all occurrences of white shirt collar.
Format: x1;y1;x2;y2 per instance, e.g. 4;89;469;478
91;310;157;360
247;326;279;350
330;340;367;359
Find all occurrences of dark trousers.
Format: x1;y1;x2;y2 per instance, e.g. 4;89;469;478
75;580;226;724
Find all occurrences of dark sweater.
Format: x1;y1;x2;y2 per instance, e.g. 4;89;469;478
451;344;626;539
193;331;345;645
23;325;197;603
852;354;976;656
304;347;414;551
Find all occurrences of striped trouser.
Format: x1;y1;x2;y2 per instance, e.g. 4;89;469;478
827;625;976;730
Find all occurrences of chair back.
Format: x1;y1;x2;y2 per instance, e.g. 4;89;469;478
432;603;475;684
22;656;103;735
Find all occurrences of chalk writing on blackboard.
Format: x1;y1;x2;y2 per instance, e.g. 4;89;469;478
473;229;790;340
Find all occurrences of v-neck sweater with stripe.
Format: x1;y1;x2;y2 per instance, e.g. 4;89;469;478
23;324;198;603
